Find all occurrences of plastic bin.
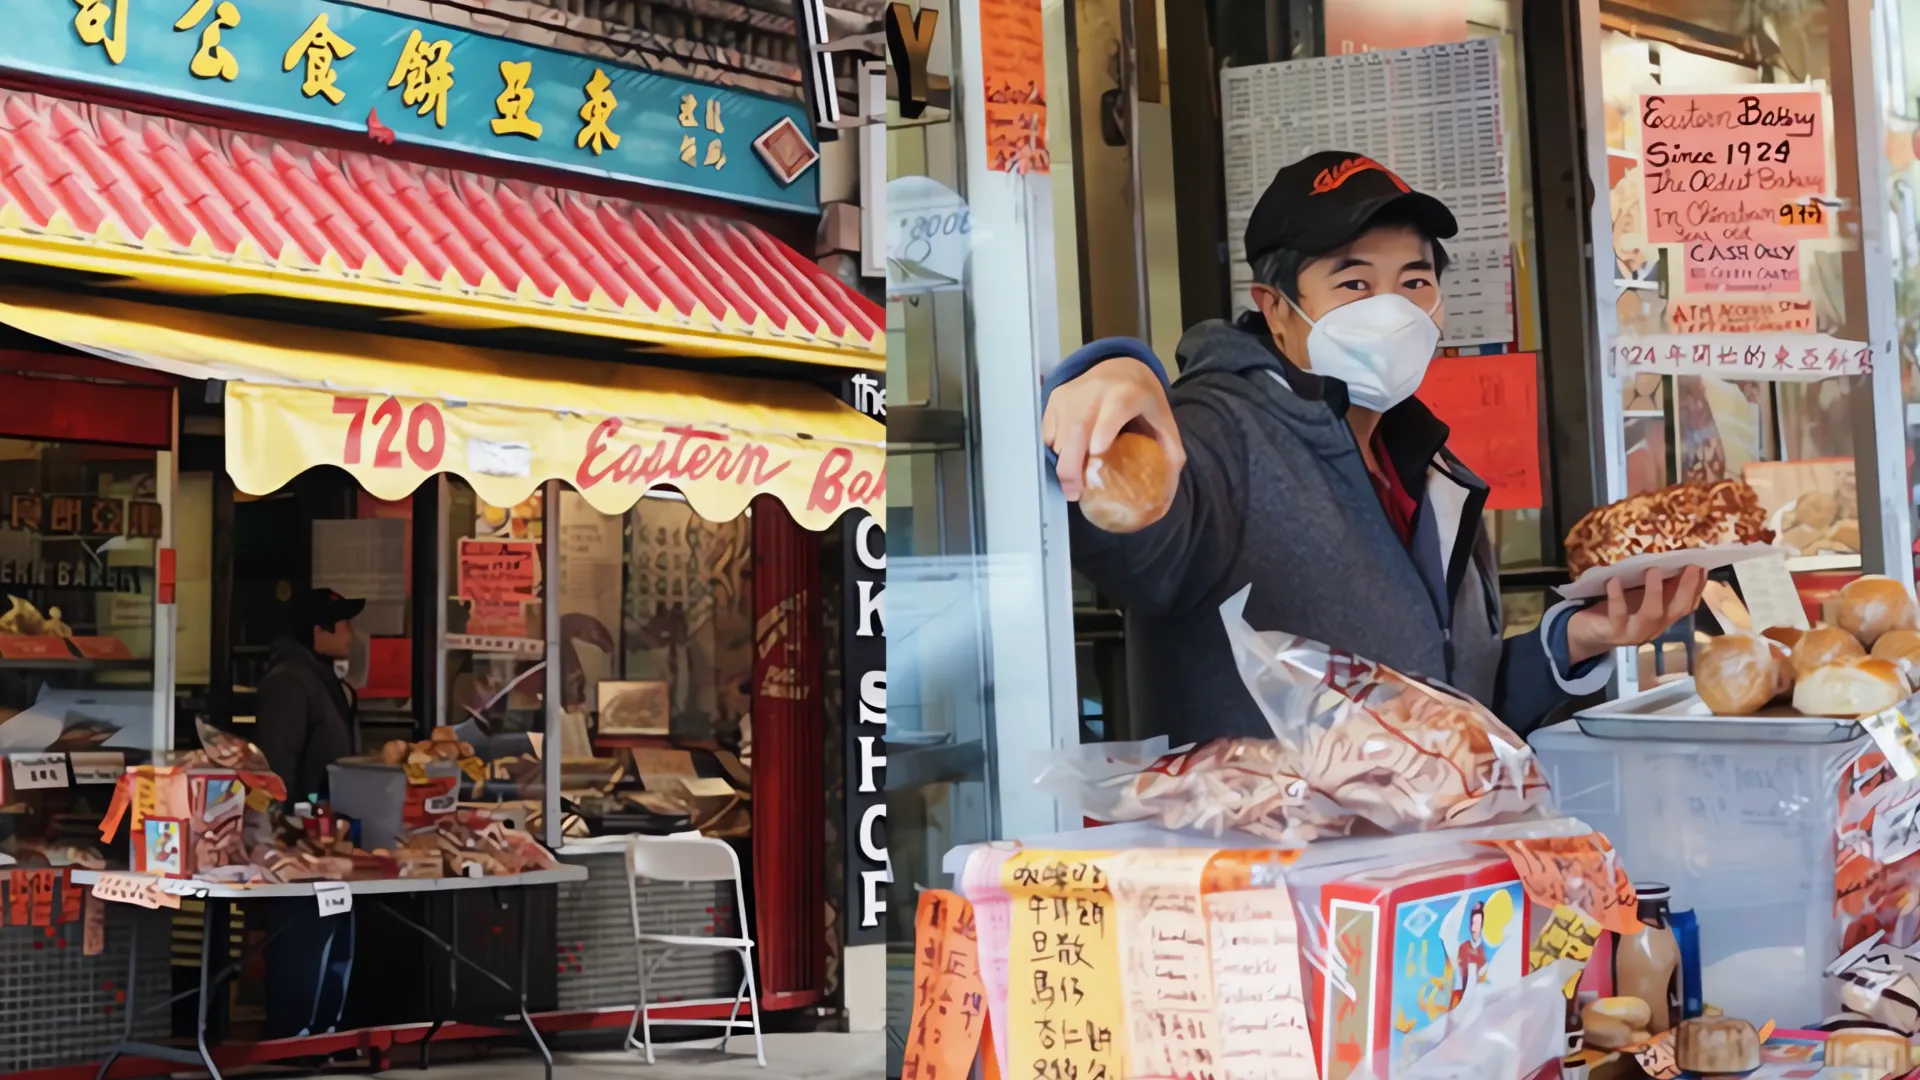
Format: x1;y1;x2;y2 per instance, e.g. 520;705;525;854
1528;721;1864;1028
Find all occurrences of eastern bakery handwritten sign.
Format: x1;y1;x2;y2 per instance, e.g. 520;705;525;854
1639;90;1829;295
1609;334;1870;380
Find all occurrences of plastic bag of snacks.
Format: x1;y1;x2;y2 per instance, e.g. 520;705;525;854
1037;588;1553;843
1350;959;1583;1080
193;717;288;802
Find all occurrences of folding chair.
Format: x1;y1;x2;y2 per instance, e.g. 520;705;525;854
624;835;766;1067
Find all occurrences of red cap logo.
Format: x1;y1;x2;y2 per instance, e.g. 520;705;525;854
1310;156;1410;195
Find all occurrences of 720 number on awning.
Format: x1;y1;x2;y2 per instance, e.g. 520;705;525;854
332;396;447;472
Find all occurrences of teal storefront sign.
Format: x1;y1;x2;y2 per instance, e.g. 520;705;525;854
13;0;819;213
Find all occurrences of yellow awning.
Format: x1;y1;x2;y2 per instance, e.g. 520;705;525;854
0;291;884;531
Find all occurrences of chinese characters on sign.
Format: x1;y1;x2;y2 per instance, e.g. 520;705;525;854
1003;852;1124;1080
678;94;726;170
283;12;355;104
1608;334;1871;381
902;891;989;1080
977;0;1049;173
176;0;241;81
491;60;542;139
577;67;620;155
388;28;454;128
73;0;127;65
1639;90;1828;295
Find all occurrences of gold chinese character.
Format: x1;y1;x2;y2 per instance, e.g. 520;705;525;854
490;60;542;139
706;98;723;134
388;28;455;128
704;139;726;169
73;0;127;65
679;135;698;167
678;94;698;128
282;13;356;105
176;0;241;82
576;67;620;155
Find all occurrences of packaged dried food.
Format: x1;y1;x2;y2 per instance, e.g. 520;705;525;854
1036;588;1553;842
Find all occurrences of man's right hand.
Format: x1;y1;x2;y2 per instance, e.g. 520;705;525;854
1042;357;1185;508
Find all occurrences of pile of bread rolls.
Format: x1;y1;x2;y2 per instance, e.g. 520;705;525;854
1695;575;1920;718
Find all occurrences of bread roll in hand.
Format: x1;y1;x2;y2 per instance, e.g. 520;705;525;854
1694;634;1793;716
1078;432;1175;534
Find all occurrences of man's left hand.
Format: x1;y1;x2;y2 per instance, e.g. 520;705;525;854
1566;565;1708;666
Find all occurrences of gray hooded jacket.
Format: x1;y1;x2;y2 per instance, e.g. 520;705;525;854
1056;316;1588;743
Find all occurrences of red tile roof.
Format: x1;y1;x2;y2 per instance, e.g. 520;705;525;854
0;88;882;366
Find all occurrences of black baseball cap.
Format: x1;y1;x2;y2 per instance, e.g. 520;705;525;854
1243;151;1458;264
290;588;364;631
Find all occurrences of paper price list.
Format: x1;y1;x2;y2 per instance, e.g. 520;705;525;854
1004;852;1124;1080
902;890;988;1080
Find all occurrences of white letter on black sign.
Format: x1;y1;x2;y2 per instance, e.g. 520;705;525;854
856;580;885;638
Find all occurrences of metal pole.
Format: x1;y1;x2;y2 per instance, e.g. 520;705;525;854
1119;0;1153;343
542;480;563;849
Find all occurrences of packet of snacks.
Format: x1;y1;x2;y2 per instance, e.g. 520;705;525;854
1038;588;1554;843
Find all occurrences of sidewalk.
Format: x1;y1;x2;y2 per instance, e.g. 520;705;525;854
368;1033;884;1080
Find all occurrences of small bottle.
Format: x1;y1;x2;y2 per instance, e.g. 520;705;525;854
1613;882;1684;1035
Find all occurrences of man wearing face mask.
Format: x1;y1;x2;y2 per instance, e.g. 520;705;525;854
253;586;363;1040
1043;152;1703;741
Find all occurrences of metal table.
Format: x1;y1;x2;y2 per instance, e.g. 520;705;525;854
71;866;588;1080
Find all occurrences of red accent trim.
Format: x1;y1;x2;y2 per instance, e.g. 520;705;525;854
0;349;176;385
156;548;176;606
0;370;172;448
752;495;827;1001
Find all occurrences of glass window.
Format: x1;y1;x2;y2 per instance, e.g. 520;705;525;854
442;479;546;735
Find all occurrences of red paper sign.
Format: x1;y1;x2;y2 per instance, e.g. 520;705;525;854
60;870;82;924
0;635;73;661
29;870;54;926
457;539;539;603
1414;354;1541;511
362;637;413;700
68;635;132;660
1325;0;1466;53
7;872;27;925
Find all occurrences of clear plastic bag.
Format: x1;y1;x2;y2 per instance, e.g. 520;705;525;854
1349;958;1583;1080
1035;588;1554;843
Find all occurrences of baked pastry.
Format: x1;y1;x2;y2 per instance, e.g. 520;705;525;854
1828;520;1862;551
1564;479;1771;576
1825;1026;1909;1074
1761;626;1804;649
1794;490;1839;531
1582;996;1651;1048
1838;576;1920;648
1792;625;1866;679
1078;431;1175;534
1873;629;1920;670
1792;656;1911;718
1694;635;1792;715
1674;1016;1760;1073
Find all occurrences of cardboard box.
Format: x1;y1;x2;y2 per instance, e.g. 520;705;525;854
108;765;249;878
1317;853;1534;1080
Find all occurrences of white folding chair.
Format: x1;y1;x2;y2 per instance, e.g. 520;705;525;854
624;834;765;1067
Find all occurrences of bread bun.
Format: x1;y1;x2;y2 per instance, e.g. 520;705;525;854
1793;490;1838;531
1824;519;1861;551
1587;996;1652;1028
1872;629;1920;669
1792;656;1911;717
1761;626;1803;649
1078;432;1174;534
1837;575;1920;648
1790;625;1865;679
1580;1014;1635;1051
1695;635;1793;715
379;740;409;765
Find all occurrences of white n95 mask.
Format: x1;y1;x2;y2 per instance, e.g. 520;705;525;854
1286;292;1442;412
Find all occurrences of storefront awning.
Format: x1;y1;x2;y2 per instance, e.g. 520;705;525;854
0;291;884;531
0;89;882;371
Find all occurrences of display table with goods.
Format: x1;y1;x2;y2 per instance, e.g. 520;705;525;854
72;721;578;1080
906;480;1920;1080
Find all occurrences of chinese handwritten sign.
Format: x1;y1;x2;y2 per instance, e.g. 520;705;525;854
1608;333;1871;381
902;890;989;1080
1414;354;1540;511
22;0;818;211
1003;851;1125;1080
1639;90;1828;295
978;0;1049;173
960;846;1017;1078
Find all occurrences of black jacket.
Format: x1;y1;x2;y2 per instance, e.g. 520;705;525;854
252;637;355;802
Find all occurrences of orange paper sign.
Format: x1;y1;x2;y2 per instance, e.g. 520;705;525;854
457;539;539;603
903;889;989;1080
978;0;1048;174
83;892;105;955
0;635;73;660
1415;354;1541;510
1640;90;1827;296
68;635;132;660
60;870;82;924
28;870;54;926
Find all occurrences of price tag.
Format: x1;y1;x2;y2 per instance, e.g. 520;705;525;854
314;881;352;918
10;754;69;791
68;752;124;786
90;873;163;909
1732;552;1809;632
1863;710;1920;782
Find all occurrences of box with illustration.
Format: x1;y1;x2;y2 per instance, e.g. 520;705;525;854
102;764;253;877
1314;852;1534;1080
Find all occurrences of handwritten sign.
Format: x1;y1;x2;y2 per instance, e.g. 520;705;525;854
1206;887;1318;1080
60;870;82;924
83;892;105;955
314;881;353;918
1528;905;1602;999
69;752;125;786
1640;90;1828;296
960;847;1017;1077
1668;297;1815;335
90;872;166;909
978;0;1049;174
1107;849;1226;1080
1732;552;1810;633
1414;354;1540;510
457;539;539;603
28;870;54;926
1004;851;1125;1080
1491;835;1643;936
10;753;69;791
903;890;989;1080
1610;334;1870;380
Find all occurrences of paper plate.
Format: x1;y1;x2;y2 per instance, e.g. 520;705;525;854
1556;542;1778;600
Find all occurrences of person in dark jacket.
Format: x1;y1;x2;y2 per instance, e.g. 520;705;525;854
253;587;362;1039
1042;151;1704;742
